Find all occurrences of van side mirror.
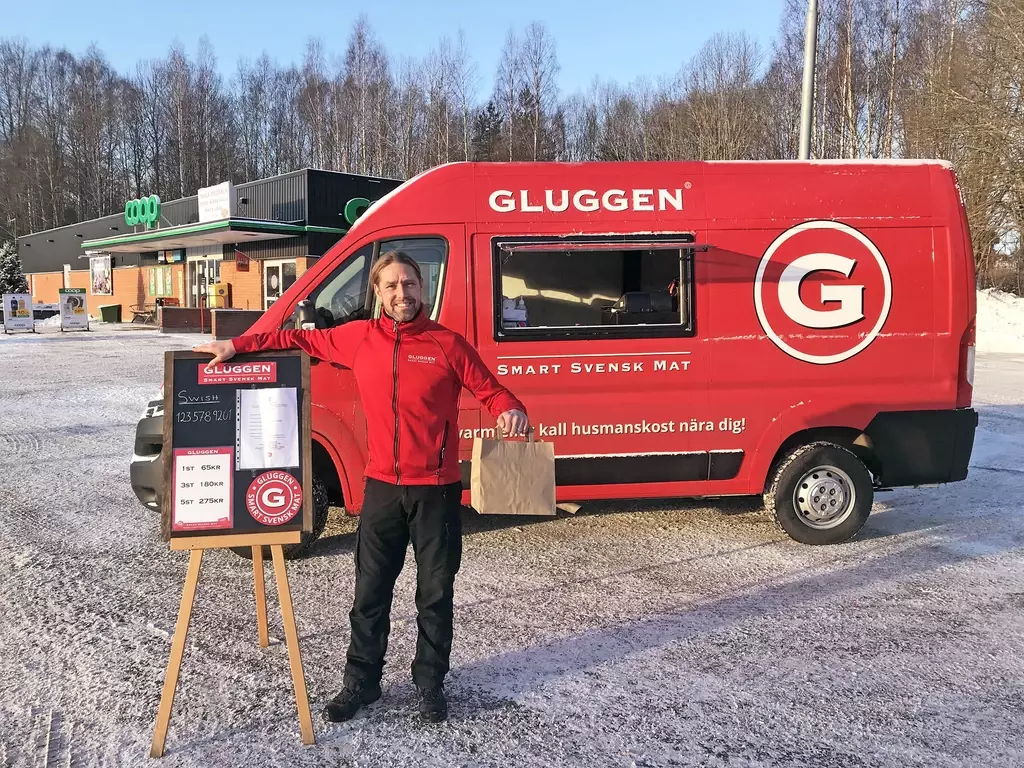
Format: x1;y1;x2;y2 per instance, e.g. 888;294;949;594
293;299;318;329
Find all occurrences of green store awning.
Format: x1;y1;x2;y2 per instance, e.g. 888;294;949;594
81;218;347;253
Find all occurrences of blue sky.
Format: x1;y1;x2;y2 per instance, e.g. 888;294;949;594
7;0;786;99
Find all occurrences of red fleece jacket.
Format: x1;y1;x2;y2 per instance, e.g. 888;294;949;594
233;311;526;486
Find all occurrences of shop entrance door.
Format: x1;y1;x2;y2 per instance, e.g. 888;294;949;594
187;258;220;308
264;259;297;309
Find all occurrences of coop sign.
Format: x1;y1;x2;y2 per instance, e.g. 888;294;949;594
125;194;162;228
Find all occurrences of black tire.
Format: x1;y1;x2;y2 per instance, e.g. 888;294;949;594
764;441;873;545
231;474;331;561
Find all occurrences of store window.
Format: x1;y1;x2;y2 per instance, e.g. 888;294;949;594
493;235;696;340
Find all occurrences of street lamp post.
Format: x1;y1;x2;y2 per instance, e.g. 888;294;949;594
799;0;819;160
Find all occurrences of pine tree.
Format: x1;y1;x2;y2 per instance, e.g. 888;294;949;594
471;100;504;161
0;240;29;294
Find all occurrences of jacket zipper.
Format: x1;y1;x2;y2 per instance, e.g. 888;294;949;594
436;420;450;475
392;319;401;483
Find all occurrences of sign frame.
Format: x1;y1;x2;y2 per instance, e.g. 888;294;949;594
160;350;313;541
2;293;35;334
151;349;315;757
90;254;113;296
58;288;90;332
198;181;236;223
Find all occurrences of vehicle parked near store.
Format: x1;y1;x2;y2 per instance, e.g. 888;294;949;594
132;159;978;557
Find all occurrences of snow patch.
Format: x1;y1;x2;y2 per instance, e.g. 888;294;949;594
34;315;63;329
976;288;1024;354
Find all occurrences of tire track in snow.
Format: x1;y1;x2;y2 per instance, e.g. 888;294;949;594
23;706;89;768
0;433;45;456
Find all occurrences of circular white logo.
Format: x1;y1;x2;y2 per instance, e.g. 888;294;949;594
245;471;302;526
754;220;892;365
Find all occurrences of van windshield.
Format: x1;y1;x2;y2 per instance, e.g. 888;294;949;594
307;236;448;328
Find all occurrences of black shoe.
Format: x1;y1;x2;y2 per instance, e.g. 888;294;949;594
417;685;448;722
322;682;382;722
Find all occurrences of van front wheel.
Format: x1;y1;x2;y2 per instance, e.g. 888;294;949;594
764;442;873;545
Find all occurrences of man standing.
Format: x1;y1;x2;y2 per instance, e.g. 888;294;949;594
194;251;529;723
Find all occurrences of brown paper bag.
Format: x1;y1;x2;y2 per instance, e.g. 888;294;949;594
470;429;556;515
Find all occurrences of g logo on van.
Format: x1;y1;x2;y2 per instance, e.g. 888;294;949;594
754;220;892;365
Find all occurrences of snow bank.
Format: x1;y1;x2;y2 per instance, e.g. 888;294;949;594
34;315;62;329
976;288;1024;354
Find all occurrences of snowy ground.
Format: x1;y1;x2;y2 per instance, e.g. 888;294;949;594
977;288;1024;354
1;317;1023;767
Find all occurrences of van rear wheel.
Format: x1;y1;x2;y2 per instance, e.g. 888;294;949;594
764;441;873;545
230;474;331;561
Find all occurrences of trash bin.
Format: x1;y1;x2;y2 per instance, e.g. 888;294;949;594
99;304;122;323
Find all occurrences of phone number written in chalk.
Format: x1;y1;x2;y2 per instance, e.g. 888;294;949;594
176;409;233;423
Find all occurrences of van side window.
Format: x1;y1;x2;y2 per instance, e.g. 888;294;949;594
492;235;695;340
310;243;374;327
371;237;448;320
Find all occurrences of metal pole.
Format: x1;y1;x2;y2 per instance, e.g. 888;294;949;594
798;0;819;160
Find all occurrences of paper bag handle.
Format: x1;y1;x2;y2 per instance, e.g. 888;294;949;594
496;426;535;442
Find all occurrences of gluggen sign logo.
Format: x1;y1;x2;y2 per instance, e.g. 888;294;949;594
246;471;302;526
488;187;685;213
754;220;892;365
198;362;278;385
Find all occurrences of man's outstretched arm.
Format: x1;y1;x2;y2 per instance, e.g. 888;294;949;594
193;324;366;368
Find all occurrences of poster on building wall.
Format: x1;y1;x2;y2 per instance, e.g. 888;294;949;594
158;249;184;264
90;255;112;295
149;266;173;297
59;288;89;332
3;293;35;333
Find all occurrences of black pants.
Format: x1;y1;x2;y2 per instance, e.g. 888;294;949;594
343;477;463;690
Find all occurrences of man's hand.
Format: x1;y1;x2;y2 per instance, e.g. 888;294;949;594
192;339;236;365
496;408;529;437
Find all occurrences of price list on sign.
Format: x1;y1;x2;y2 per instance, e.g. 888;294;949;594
172;448;233;531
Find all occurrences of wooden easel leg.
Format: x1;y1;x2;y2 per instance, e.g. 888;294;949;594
150;549;204;758
271;544;315;746
252;547;269;648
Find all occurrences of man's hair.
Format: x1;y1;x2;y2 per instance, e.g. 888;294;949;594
371;250;422;287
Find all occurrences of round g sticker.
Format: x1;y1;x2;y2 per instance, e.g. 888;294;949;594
246;471;303;526
754;220;892;365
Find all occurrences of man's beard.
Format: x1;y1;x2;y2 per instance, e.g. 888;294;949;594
387;299;420;322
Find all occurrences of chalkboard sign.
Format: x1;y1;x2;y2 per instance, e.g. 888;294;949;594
160;350;312;540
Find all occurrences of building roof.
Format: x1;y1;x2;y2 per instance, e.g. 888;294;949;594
80;218;346;253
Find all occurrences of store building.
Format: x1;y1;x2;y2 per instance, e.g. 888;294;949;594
16;168;402;321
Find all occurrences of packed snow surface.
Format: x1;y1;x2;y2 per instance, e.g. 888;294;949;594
1;300;1023;767
976;288;1024;354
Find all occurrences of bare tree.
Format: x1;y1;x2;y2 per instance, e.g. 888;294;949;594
520;22;560;160
494;29;522;161
0;2;1022;293
680;32;767;160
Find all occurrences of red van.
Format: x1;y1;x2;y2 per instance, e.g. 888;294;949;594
131;160;978;555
